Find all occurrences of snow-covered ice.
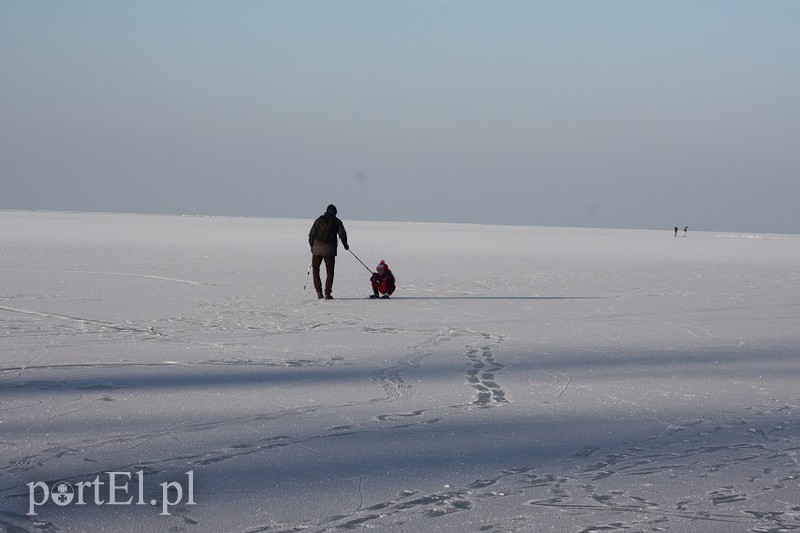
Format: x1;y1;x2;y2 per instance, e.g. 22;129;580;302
1;211;799;532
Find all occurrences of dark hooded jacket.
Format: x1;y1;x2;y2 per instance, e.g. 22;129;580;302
309;205;348;257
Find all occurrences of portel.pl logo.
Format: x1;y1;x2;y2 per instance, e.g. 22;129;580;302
27;470;195;516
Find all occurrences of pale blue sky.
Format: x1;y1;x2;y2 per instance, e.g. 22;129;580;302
2;1;799;233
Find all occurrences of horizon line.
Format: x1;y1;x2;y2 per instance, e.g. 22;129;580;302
1;208;797;237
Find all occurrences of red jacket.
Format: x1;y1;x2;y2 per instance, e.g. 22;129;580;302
370;268;396;295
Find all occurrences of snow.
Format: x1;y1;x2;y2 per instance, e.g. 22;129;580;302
1;210;799;532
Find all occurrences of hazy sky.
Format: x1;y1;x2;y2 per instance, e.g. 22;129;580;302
2;1;799;233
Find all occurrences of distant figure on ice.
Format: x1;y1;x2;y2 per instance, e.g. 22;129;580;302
308;204;348;299
370;260;396;299
674;227;678;237
683;226;688;237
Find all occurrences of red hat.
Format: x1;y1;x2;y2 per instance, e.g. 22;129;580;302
376;260;387;271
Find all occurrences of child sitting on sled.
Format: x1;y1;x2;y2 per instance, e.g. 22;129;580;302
370;260;396;299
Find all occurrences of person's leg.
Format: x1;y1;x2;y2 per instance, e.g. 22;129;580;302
311;255;324;298
323;256;335;298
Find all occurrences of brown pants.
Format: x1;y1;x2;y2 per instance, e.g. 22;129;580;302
312;255;335;296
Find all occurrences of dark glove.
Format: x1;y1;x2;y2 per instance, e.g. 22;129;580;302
343;243;349;250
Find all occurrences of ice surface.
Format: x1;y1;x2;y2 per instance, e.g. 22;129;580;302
1;211;799;532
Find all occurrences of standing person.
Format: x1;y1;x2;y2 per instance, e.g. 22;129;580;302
308;204;349;299
674;227;678;237
369;260;396;299
683;226;688;237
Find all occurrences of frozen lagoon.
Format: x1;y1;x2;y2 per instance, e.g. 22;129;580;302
1;211;799;532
